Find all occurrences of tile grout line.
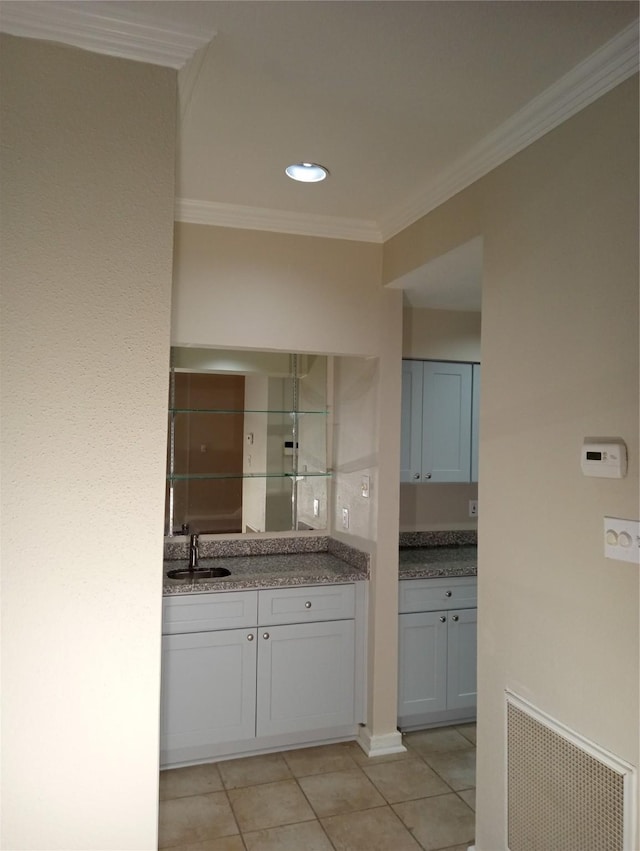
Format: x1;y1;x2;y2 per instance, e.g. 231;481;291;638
362;746;461;804
291;774;340;851
223;784;248;847
407;740;476;796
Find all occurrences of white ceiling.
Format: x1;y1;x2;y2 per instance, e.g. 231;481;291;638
2;0;638;308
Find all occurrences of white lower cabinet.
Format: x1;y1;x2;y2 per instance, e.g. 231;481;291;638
445;607;477;710
161;628;257;751
160;584;360;766
398;611;448;717
257;619;355;737
398;577;477;730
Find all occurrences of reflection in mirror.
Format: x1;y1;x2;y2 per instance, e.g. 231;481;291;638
165;348;328;536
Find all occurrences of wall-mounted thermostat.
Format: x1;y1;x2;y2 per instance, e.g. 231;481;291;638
581;439;627;478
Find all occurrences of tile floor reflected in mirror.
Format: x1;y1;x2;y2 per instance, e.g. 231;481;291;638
158;724;476;851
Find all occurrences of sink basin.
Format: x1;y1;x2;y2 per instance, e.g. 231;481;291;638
167;567;231;580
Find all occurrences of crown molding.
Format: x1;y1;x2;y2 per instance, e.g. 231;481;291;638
0;1;214;69
378;20;639;240
175;199;383;243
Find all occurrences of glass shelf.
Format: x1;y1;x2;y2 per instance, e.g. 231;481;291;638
168;471;331;481
169;408;328;415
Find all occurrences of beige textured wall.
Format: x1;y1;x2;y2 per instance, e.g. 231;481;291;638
386;75;639;851
0;36;176;850
399;482;479;532
402;307;481;361
172;223;382;356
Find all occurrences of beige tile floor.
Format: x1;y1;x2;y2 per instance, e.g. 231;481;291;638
158;724;476;851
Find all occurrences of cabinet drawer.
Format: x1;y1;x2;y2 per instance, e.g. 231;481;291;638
258;584;355;626
162;591;258;634
399;577;477;614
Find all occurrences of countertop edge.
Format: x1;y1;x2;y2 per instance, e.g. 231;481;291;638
163;569;368;595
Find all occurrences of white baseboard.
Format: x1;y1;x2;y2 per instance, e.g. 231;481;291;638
356;726;407;757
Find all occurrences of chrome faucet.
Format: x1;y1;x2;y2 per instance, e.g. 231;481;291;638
188;533;199;570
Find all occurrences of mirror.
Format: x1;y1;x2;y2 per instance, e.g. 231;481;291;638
165;348;329;535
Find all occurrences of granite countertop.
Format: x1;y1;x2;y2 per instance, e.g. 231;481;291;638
162;533;475;594
399;545;477;580
163;551;368;595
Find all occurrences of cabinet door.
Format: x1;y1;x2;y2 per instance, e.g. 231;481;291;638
422;362;472;482
398;612;448;721
400;360;424;483
446;609;477;710
160;628;257;760
471;364;481;483
256;620;355;737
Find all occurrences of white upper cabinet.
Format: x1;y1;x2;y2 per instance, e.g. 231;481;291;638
471;363;481;483
401;360;480;483
422;362;472;482
400;360;424;482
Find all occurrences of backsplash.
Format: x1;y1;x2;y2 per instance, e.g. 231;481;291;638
400;530;477;547
164;535;330;560
164;534;369;573
164;530;472;570
327;538;369;572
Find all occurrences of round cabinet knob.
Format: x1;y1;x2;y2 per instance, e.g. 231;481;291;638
263;632;270;640
304;601;312;609
445;591;452;597
424;473;432;480
439;616;446;623
452;615;459;622
413;473;420;480
247;633;254;641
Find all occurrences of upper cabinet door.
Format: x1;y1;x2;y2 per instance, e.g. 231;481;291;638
471;364;481;483
400;360;424;483
421;362;472;482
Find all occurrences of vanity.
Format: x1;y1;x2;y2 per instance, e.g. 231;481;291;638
160;539;369;768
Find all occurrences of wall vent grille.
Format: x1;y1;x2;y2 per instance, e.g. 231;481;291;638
506;692;635;851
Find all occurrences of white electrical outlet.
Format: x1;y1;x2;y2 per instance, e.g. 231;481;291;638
604;517;640;564
361;475;370;498
469;500;478;518
341;507;349;529
313;498;320;517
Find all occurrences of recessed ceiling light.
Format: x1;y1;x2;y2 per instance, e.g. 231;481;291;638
285;162;329;183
